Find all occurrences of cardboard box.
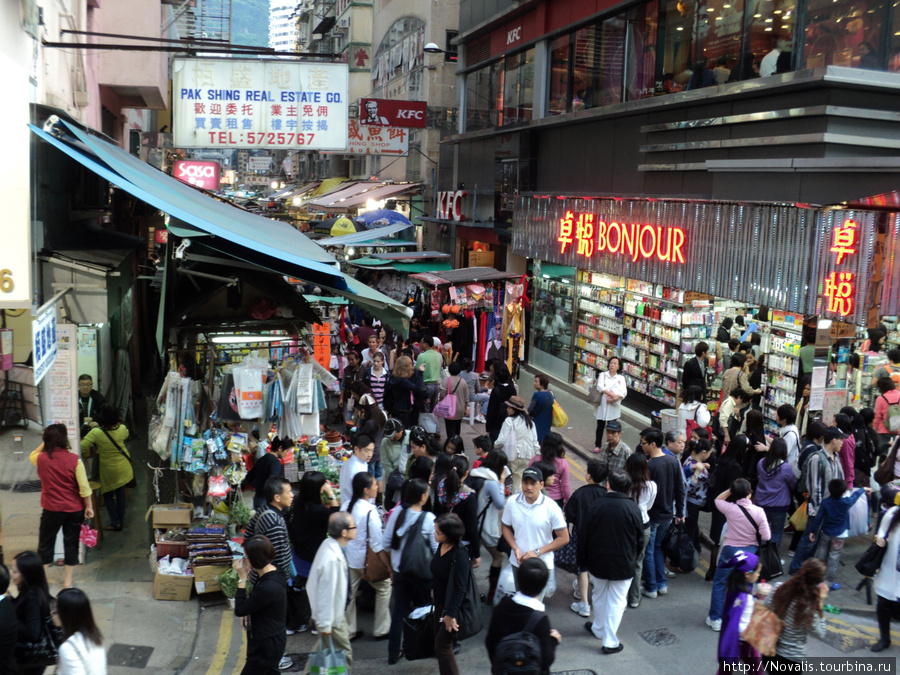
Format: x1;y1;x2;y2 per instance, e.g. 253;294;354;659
193;564;230;594
468;250;495;267
154;569;194;601
149;503;193;529
155;530;188;559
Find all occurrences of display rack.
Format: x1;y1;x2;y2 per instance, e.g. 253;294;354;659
533;273;575;368
762;329;802;432
573;271;623;392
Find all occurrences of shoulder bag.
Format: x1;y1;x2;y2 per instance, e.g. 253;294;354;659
16;610;64;666
742;601;785;657
101;428;138;489
398;512;433;580
434;377;461;420
737;504;783;580
362;510;392;583
587;373;604;405
447;548;484;640
856;538;888;577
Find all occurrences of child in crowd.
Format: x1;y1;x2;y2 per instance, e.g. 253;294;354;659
717;552;762;674
472;435;493;469
807;478;870;589
683;439;713;552
444;436;466;456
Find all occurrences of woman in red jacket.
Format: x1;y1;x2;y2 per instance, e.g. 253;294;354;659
30;424;93;588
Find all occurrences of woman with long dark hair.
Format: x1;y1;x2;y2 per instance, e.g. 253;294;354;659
755;438;797;550
528;432;571;509
626;451;658;610
494;396;539;494
30;424;93;588
870;501;900;651
12;550;53;675
485;361;516;443
431;513;470;675
357;393;387;503
706;435;750;581
765;558;829;667
438;361;470;440
466;450;508;602
433;455;481;567
80;403;133;532
55;588;106;674
833;412;857;486
744;352;765;411
742;409;766;488
383;479;438;664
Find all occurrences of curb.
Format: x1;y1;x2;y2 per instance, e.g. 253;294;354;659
165;601;201;674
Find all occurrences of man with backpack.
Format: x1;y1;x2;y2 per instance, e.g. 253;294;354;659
874;376;900;449
485;557;561;675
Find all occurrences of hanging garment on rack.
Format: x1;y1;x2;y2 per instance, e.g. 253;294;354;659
298;378;321;438
295;362;315;414
475;311;488;373
470;311;478;364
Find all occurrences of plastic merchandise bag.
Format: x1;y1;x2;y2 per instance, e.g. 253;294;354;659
493;563;517;604
208;474;230;498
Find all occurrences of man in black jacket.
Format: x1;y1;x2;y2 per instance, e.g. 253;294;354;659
565;460;607;617
681;341;709;400
577;470;644;655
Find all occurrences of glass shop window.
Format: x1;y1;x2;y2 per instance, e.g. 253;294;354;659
803;0;885;69
502;48;535;125
571;17;627;108
744;0;796;79
690;0;745;87
549;34;572;114
625;0;660;100
657;0;697;92
465;60;503;131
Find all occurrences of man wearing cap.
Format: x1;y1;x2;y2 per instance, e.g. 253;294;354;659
592;420;631;481
790;426;847;574
501;465;569;600
578;469;644;655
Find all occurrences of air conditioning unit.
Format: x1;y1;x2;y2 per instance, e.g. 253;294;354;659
336;17;350;30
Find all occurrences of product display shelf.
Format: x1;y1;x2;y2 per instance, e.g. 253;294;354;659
762;330;802;433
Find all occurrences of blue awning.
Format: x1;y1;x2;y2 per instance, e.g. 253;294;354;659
30;120;346;290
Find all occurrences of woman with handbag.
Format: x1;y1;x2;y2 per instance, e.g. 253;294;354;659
80;404;134;532
485;362;516;443
437;362;470;440
30;424;94;589
431;513;471;675
383;479;438;665
12;551;56;675
343;472;392;641
870;500;900;652
590;357;627;453
716;552;762;674
55;588;106;674
764;558;829;668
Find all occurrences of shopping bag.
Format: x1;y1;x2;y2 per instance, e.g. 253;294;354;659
456;566;484;640
79;521;98;548
418;412;438;434
551;400;568;428
402;607;436;661
554;526;579;574
789;501;808;532
847;491;870;538
433;378;458;420
742;603;785;656
308;636;348;675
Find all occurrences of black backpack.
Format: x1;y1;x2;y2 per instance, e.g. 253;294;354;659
492;609;545;675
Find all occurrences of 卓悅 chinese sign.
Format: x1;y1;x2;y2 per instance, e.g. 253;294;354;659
32;306;58;386
172;58;349;150
817;213;876;325
325;119;410;155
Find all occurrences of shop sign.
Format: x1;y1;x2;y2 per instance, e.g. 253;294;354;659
822;220;858;318
32;306;58;386
437;191;467;221
359;99;427;129
155;228;169;244
172;58;349;150
173;160;220;189
324;119;409;155
247;156;272;171
557;212;686;264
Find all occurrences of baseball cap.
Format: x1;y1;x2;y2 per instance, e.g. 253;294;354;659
522;466;543;483
606;420;623;432
822;426;849;443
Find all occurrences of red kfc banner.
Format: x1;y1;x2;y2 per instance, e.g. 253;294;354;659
359;99;427;128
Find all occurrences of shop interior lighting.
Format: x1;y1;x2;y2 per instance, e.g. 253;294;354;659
210;334;289;344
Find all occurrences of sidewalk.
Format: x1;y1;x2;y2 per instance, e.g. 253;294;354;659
0;418;200;675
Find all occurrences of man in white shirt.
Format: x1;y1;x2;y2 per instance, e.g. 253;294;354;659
501;466;569;600
340;435;374;507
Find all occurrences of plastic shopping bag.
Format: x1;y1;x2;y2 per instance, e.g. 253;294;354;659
308;636;348;675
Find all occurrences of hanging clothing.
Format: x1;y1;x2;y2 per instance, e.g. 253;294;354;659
475;311;488;373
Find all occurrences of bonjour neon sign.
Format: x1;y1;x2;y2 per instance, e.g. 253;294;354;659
558;211;686;263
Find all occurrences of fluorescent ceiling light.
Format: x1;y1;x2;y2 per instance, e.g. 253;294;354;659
210;334;289;344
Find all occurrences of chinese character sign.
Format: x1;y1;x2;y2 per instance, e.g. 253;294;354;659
331;120;409;155
172;59;349;150
823;271;855;317
557;211;686;263
829;220;858;264
32;307;58;386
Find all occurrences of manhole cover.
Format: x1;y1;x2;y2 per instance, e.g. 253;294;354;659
106;644;154;669
639;627;680;647
281;653;310;672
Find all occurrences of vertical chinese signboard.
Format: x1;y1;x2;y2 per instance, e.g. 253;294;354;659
818;212;875;326
32;306;58;386
172;58;349;150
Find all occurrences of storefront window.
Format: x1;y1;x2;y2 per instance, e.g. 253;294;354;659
657;0;697;92
531;263;576;381
803;0;885;69
502;48;535;125
571;18;626;108
549;35;572;114
692;0;745;85
891;7;900;71
465;60;503;131
625;0;659;100
745;0;796;78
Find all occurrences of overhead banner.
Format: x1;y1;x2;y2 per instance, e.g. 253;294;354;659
359;98;427;128
324;119;409;156
173;160;220;190
172;58;349;150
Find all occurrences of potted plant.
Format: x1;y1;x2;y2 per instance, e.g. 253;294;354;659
219;568;239;609
229;499;252;537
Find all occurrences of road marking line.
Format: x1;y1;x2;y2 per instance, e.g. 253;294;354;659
567;455;586;481
204;610;233;675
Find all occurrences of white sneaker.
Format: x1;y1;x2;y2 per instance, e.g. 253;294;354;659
475;414;486;424
657;586;668;595
278;656;293;670
572;578;581;600
641;588;657;599
570;601;591;617
629;601;640;608
665;569;676;578
706;617;722;632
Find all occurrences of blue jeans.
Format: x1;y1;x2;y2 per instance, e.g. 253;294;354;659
642;518;672;593
104;485;127;528
764;508;788;549
368;459;383;482
709;544;757;620
790;526;819;574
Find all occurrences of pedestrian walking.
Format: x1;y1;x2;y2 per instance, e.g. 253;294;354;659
0;564;16;675
384;356;425;429
30;423;93;588
592;420;630;476
716;552;762;674
431;513;471;675
306;513;356;673
591;357;627;452
494;396;539;494
485;558;561;675
566;460;608;616
11;551;53;675
80;403;134;532
683;439;712;553
415;333;444;411
363;350;390;409
459;358;489;423
873;377;900;449
340;351;364;424
383;479;438;665
54;588;107;675
807;478;869;588
438;362;470;440
755;438;797;550
706;435;749;580
870;501;900;652
500;466;569;600
344;472;391;641
433;455;482;566
706;478;771;632
764;558;829;669
381;419;409;510
234;535;288;675
356;397;387;501
244;436;290;512
528;374;555;444
625;452;657;609
340;435;374;508
578;469;644;655
486;362;516;442
528;432;571;509
466;451;508;603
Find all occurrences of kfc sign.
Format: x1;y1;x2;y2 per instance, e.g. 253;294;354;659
359;98;427;129
173;160;220;190
437;190;466;222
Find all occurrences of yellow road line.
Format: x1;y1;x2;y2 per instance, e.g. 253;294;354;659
205;610;233;675
231;629;247;675
567;455;586;481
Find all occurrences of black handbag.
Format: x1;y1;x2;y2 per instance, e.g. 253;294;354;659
554;525;579;575
856;539;888;577
448;550;484;641
737;504;783;580
663;522;699;573
102;428;138;489
398;512;433;581
16;612;64;666
402;608;436;661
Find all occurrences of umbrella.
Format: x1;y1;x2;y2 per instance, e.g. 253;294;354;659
329;217;358;237
355;209;411;228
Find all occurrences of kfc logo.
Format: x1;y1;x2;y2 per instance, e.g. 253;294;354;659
437;190;466;222
359;99;428;128
396;109;424;120
506;27;522;45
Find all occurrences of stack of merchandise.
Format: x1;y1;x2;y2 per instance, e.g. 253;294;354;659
188;522;233;595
